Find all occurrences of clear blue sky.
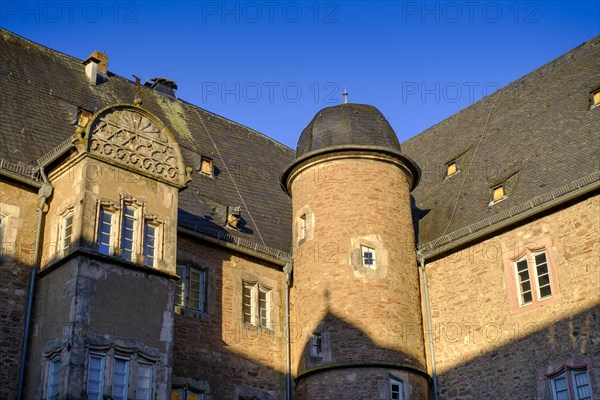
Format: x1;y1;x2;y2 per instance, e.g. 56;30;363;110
2;1;599;149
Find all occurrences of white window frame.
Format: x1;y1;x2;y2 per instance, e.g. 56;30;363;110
550;368;592;400
390;377;404;400
112;355;131;400
60;211;74;257
97;207;115;256
135;361;153;400
514;250;553;307
242;281;271;328
45;356;61;400
361;245;377;269
175;264;207;312
87;353;106;400
120;204;139;262
143;220;158;267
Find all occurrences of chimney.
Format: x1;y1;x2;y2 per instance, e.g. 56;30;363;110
83;57;98;86
149;78;178;98
83;51;108;85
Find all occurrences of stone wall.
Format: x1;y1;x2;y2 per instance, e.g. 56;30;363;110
425;193;600;399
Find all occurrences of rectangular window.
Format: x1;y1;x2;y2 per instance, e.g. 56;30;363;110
46;357;61;400
491;185;506;204
135;362;153;400
390;377;404;400
121;205;137;261
143;222;157;267
242;282;271;328
112;356;130;400
361;245;376;269
310;333;322;357
97;209;113;255
61;212;74;256
299;214;307;240
175;265;207;312
514;250;553;306
242;283;254;325
87;354;106;400
551;369;592;400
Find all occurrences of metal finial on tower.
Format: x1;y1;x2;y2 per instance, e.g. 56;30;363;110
342;88;348;104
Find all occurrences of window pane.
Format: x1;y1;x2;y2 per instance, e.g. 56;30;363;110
62;213;74;255
572;370;591;400
189;269;206;311
259;288;269;327
87;354;105;400
136;363;153;400
143;223;157;267
121;206;136;261
243;284;253;324
112;358;130;400
175;265;186;307
171;389;183;400
534;252;552;299
553;375;569;400
515;259;532;305
361;246;376;269
98;210;113;255
47;357;61;399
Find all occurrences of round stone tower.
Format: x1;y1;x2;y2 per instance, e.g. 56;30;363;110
281;104;429;400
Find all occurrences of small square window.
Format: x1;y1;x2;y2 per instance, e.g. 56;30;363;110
361;245;377;269
446;161;458;177
200;157;213;176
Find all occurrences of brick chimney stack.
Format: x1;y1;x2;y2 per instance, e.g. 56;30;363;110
86;51;108;74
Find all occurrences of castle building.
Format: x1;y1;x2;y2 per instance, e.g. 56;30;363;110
0;28;598;400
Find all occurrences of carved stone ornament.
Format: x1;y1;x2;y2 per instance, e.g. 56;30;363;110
86;106;188;186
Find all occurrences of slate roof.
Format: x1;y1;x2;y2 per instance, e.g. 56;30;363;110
296;104;402;157
1;28;598;257
0;28;294;254
402;36;600;248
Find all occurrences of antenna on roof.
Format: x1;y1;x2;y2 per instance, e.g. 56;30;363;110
132;74;142;106
342;88;348;104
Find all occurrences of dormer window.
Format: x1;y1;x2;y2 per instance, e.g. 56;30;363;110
446;161;458;177
200;157;214;176
490;185;507;205
591;88;600;109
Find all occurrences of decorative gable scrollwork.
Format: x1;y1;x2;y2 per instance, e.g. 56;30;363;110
85;105;189;187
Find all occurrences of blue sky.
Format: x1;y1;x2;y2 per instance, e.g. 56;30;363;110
2;1;599;149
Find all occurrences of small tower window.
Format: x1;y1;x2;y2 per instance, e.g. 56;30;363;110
361;245;376;269
310;333;322;358
390;377;404;400
491;185;506;204
200;157;214;176
446;161;458;177
299;214;307;241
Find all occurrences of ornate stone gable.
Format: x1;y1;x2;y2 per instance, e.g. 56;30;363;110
84;105;189;187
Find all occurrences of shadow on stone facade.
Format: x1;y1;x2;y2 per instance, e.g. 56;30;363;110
434;302;600;399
